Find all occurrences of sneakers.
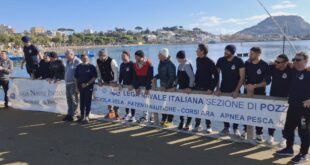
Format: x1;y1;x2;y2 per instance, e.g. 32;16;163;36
206;128;213;134
192;126;202;133
63;115;77;122
163;122;173;128
82;116;90;124
138;117;148;123
233;129;241;138
241;131;247;140
178;122;184;130
276;148;294;156
291;153;308;164
219;128;230;136
266;135;275;146
183;125;190;131
129;116;136;123
122;114;131;121
279;138;287;148
255;135;265;144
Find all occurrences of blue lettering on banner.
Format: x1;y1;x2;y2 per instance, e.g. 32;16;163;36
92;86;289;128
181;108;200;115
206;98;245;109
200;111;215;117
94;97;111;103
113;99;124;105
246;116;274;125
220;113;245;121
260;103;288;112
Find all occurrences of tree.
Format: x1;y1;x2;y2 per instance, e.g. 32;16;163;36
135;26;143;32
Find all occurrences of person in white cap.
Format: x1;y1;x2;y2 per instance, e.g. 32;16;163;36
153;48;176;128
96;49;120;119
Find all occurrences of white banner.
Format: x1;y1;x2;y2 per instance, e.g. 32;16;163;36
8;79;289;129
8;79;68;114
93;86;289;129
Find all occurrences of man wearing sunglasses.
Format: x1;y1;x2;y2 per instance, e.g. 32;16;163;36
267;54;292;146
276;52;310;164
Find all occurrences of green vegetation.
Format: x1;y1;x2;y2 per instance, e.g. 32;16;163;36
0;26;214;48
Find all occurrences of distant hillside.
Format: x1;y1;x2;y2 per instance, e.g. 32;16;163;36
236;15;310;36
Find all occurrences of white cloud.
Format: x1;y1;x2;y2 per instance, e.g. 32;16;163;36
190;12;206;16
189;12;298;34
272;1;297;10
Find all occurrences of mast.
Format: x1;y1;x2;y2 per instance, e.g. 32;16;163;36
282;25;286;54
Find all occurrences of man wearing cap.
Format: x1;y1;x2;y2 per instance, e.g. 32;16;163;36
21;36;40;79
215;44;245;137
64;49;82;122
96;49;119;119
153;48;176;128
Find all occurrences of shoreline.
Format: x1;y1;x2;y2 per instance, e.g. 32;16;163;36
5;39;310;57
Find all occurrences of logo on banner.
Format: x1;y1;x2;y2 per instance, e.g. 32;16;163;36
102;88;108;94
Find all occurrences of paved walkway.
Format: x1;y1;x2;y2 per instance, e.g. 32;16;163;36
0;108;305;165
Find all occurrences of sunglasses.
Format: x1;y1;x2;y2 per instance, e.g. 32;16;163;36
292;58;303;62
275;60;285;64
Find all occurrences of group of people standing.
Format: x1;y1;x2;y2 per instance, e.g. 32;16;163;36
1;35;310;164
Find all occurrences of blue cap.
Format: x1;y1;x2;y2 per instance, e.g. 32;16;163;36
21;36;30;43
225;44;236;55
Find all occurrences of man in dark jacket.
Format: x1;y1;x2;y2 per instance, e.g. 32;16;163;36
154;48;176;128
0;51;13;108
119;51;136;122
36;52;51;79
48;52;65;81
132;50;154;123
192;44;219;134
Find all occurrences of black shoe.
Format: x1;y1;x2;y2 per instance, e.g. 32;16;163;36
178;122;184;130
291;153;308;164
67;116;74;122
4;102;9;108
77;117;84;123
62;115;70;121
276;147;294;156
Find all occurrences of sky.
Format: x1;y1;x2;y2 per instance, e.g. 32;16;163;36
0;0;309;34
